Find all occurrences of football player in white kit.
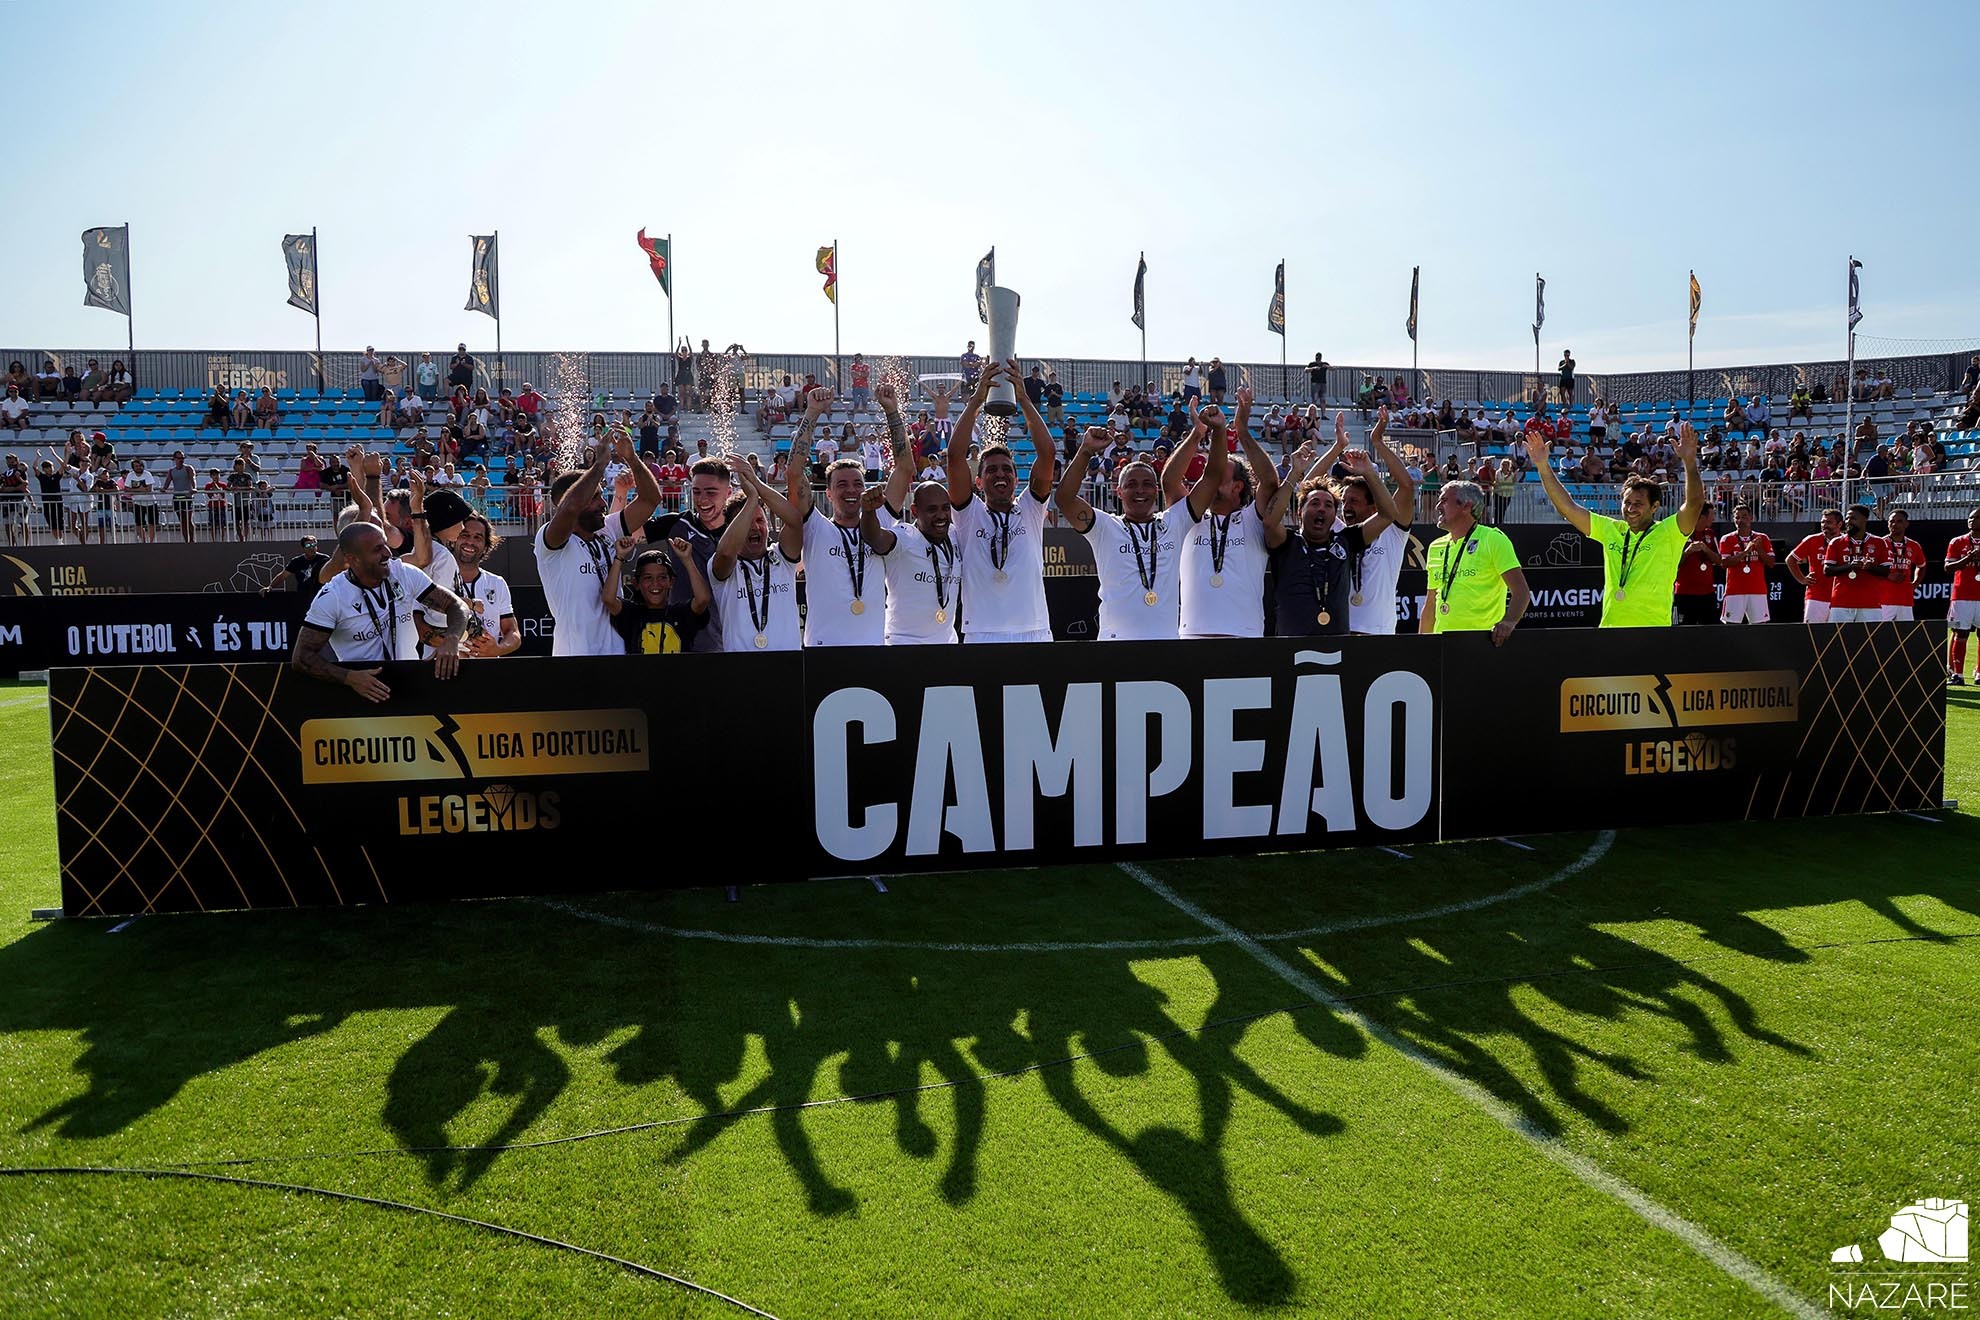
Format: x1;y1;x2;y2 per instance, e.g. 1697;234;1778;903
1162;386;1283;638
1057;414;1204;641
784;383;887;644
946;361;1058;643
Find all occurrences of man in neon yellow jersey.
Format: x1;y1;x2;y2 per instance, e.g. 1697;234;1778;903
1524;421;1705;627
1417;481;1529;644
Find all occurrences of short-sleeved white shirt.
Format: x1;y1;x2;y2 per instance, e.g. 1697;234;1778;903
1178;502;1270;638
452;567;513;655
950;490;1050;636
801;507;885;646
1347;521;1411;634
125;469;161;506
1085;508;1183;641
418;538;461;630
303;560;435;663
878;518;961;645
712;548;802;651
534;510;630;657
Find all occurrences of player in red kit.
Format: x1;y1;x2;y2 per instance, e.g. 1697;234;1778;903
1673;508;1720;624
1822;504;1892;623
1717;502;1775;624
1880;509;1926;622
1787;507;1843;623
1945;506;1980;683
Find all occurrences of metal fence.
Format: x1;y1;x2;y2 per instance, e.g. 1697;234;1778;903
6;344;1974;411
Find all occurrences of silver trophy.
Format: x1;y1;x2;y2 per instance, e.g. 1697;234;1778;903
984;286;1020;417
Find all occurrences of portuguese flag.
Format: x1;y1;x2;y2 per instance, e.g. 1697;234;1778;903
636;229;670;296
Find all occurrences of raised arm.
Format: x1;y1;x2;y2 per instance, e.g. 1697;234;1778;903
879;383;915;516
1367;406;1412;528
599;534;635;616
1234;390;1279;514
733;456;803;559
1260;438;1316;550
710;481;758;583
543;442;611;551
1161;422;1202;508
947;366;999;506
1056;429;1110;533
1008;359;1057;501
1522;434;1593;535
859;486;899;555
1674;423;1705;535
670;536;711;614
1187;405;1230;521
787;387;831;517
1341;449;1400;541
616;429;663;527
404;469;436;568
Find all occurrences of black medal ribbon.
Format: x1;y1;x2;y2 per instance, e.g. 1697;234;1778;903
838;523;867;601
989;509;1013;573
928;539;955;613
1616;525;1652;594
740;556;773;635
352;573;397;661
1208;513;1231;576
1439;529;1478;605
1125;517;1159;595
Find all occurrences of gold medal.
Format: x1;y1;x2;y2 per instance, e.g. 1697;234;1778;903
1210;574;1224;588
1316;610;1330;626
850;599;865;615
1350;593;1364;606
1143;591;1159;606
753;633;768;649
934;609;947;624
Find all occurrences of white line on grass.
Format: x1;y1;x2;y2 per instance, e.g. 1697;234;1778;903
0;695;48;711
1118;856;1824;1320
535;834;1616;954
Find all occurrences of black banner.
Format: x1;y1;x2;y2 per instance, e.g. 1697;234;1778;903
0;592;307;677
48;624;1945;917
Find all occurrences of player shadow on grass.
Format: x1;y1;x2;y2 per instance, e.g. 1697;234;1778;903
1279;818;1980;1139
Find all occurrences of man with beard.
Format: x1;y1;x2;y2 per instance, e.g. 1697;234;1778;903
947;362;1058;643
1162;386;1283;638
291;522;469;704
1672;507;1722;625
1881;509;1926;622
784;383;890;644
1945;507;1980;683
1058;421;1190;641
447;512;520;657
709;458;801;651
1821;503;1893;624
861;470;962;645
1266;445;1404;638
1418;481;1529;642
646;455;733;652
1717;503;1772;624
1525;421;1704;628
1301;406;1416;634
535;430;661;656
1786;507;1844;623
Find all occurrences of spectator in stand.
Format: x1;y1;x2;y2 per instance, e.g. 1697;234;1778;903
1206;357;1228;405
637;399;663;454
1045;370;1065;426
1180;357;1203;403
1305;353;1329;404
1874;370;1895;400
1391;375;1412;409
1746;393;1770;431
59;362;82;403
674;339;697;411
34;460;62;541
3;362;31;400
401;387;426;425
295;443;325;501
1723;396;1748;433
0;385;28;433
1024;364;1046;414
0;455;27;546
959;341;982;389
77;358;105;400
411;351;439;403
33;360;62;401
849;353;872;412
359;347;383;401
378;389;400;430
253;387;281;434
448;343;476;396
101;360;134;403
1787;383;1813;421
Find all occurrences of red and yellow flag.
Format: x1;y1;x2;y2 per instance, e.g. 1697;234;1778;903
816;245;837;304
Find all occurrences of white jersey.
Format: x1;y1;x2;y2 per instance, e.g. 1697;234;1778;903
951;490;1050;637
534;510;630;657
712;548;802;652
125;470;161;506
303;560;435;664
1347;521;1411;635
419;537;461;631
1178;502;1271;638
878;518;961;645
452;567;514;655
1085;508;1183;641
801;507;885;646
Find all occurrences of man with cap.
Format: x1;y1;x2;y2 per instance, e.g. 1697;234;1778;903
406;468;475;652
1524;421;1705;628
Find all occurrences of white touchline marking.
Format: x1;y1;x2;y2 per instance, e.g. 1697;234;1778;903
1497;836;1537;851
107;918;139;934
1118;855;1824;1320
0;695;48;711
1376;846;1413;860
1898;812;1940;824
533;834;1615;954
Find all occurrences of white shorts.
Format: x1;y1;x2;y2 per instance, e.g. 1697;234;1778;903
964;627;1054;645
1802;599;1830;624
1827;606;1881;624
1722;593;1769;624
1950;599;1980;633
1880;605;1914;622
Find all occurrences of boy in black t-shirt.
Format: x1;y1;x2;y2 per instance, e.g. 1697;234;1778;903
603;537;710;654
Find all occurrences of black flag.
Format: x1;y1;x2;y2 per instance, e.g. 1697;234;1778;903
81;226;131;316
1131;254;1147;331
465;235;500;319
1407;266;1420;342
283;233;318;316
1847;257;1863;331
976;248;995;325
1267;261;1286;336
1532;273;1546;344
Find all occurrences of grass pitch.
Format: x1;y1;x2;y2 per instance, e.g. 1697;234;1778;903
0;680;1974;1317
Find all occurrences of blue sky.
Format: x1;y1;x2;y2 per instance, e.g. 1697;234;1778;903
3;0;1975;372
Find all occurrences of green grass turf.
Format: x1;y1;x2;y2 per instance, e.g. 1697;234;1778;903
0;678;1974;1318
